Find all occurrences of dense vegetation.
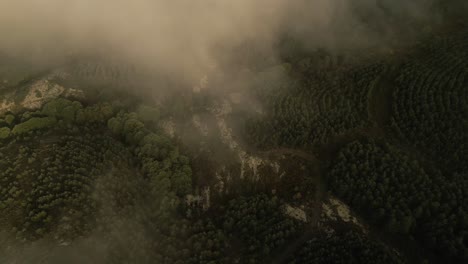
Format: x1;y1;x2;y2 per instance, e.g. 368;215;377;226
0;3;467;263
391;30;468;173
244;20;468;264
0;98;194;262
141;194;402;264
289;231;404;264
246;59;385;149
328;141;468;261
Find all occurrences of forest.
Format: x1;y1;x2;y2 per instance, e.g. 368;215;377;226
0;0;467;263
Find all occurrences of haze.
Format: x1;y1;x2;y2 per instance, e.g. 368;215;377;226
0;0;435;81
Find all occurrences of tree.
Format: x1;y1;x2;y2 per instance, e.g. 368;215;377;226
0;127;10;139
5;114;15;126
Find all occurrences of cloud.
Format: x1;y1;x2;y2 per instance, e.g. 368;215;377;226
0;0;439;79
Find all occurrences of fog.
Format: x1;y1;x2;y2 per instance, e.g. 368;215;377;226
0;0;445;262
0;0;438;82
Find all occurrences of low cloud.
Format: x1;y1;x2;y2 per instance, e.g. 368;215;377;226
0;0;438;81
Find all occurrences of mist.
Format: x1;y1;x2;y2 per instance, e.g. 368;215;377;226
0;0;459;263
0;0;438;83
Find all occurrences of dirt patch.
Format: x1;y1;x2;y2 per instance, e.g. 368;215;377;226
322;196;366;232
21;80;65;109
284;204;307;222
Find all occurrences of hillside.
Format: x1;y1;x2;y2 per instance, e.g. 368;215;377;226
0;1;467;263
